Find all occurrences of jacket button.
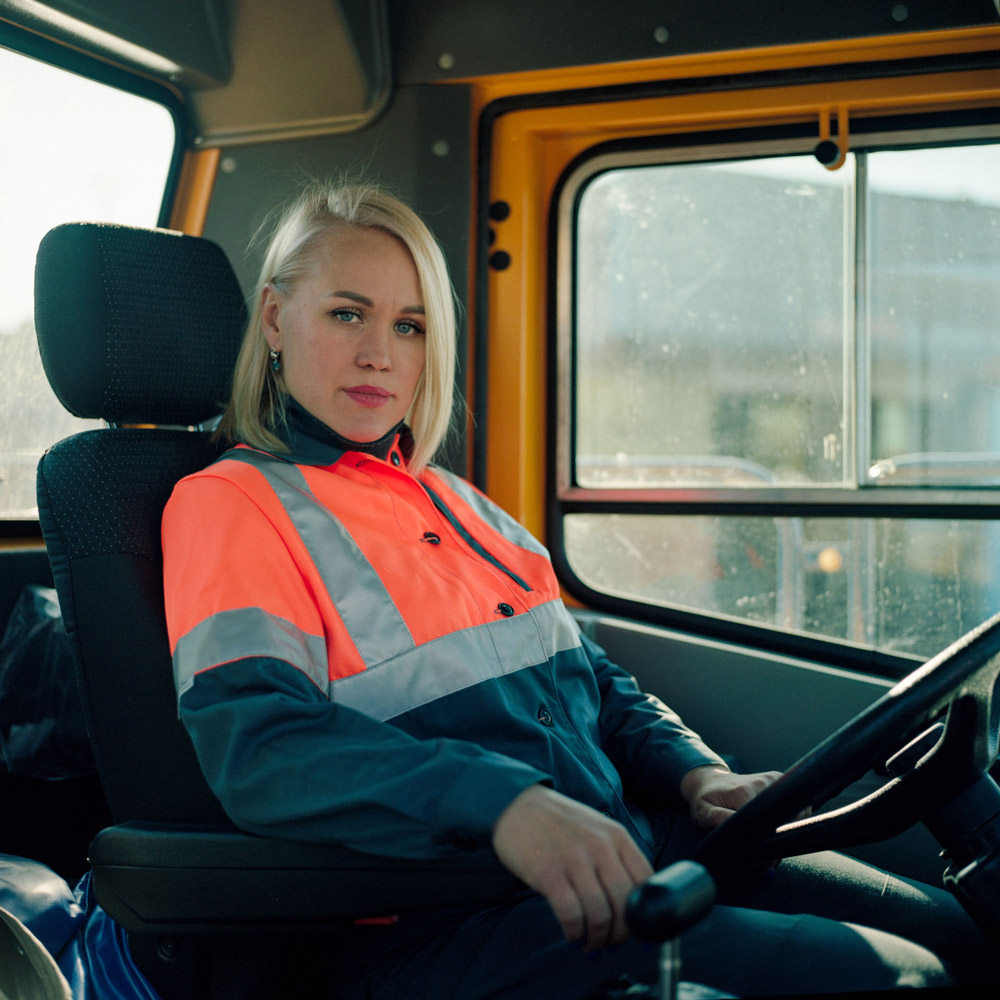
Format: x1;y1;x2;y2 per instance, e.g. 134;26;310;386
390;451;401;466
537;707;554;726
421;531;441;545
496;603;515;617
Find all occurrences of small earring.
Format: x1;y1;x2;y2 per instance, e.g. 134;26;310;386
269;347;281;373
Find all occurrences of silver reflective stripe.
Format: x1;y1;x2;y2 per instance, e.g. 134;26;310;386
174;606;329;697
223;450;415;667
429;467;549;558
332;599;582;721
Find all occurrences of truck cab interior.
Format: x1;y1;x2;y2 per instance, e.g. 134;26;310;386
2;2;1000;997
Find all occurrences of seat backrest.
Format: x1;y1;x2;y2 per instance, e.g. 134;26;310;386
34;223;246;824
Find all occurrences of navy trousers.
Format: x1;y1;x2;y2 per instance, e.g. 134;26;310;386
336;813;997;999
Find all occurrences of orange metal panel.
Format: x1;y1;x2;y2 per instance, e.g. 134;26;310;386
168;147;220;236
0;538;44;550
460;25;1000;119
473;34;1000;545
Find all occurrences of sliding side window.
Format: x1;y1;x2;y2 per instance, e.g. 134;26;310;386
559;139;1000;666
0;45;176;518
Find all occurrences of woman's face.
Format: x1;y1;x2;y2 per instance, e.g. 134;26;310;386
262;225;426;443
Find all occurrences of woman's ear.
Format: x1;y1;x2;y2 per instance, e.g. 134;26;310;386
260;283;282;351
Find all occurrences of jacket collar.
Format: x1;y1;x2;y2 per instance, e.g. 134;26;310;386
262;397;411;467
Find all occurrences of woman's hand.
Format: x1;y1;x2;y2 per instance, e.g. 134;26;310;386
491;784;653;950
680;765;783;831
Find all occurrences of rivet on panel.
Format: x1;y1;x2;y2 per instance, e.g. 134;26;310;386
489;200;511;222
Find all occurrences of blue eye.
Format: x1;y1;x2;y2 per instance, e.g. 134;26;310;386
332;308;362;323
396;319;425;336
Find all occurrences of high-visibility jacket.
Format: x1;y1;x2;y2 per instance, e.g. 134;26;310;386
162;408;724;860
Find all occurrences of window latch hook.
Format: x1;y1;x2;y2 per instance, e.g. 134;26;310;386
815;106;849;171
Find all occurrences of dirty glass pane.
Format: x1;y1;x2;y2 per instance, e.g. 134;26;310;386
575;156;851;488
565;513;1000;660
867;145;1000;485
0;47;174;517
569;142;1000;657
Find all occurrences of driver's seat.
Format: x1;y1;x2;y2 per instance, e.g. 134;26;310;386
33;222;520;999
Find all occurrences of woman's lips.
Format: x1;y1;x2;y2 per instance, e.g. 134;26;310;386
343;385;392;407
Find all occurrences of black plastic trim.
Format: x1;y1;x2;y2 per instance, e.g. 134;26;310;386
556;496;1000;520
0;520;44;541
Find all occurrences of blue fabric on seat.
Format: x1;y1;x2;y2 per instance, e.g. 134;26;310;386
0;853;160;1000
0;853;83;990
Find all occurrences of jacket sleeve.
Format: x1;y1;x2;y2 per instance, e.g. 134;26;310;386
584;633;728;809
179;657;547;858
163;469;547;859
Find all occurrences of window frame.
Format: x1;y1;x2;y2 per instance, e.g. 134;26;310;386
0;22;187;229
549;113;1000;677
0;23;187;537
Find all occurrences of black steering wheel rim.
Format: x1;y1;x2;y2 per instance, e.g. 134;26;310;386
695;610;1000;878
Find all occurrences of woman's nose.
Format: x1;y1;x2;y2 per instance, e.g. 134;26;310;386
356;325;392;369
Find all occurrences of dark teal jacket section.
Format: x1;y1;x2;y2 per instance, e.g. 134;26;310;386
180;629;723;861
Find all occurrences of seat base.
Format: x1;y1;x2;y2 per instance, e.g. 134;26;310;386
91;822;523;935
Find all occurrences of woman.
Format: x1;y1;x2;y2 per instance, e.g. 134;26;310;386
162;181;990;997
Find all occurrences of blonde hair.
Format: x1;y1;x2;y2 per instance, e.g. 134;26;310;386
217;181;458;473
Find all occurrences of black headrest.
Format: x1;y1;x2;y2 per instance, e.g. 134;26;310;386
34;223;247;426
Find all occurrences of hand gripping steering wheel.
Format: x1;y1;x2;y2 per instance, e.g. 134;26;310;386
695;610;1000;879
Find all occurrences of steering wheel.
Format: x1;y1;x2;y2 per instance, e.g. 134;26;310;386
695;610;1000;878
